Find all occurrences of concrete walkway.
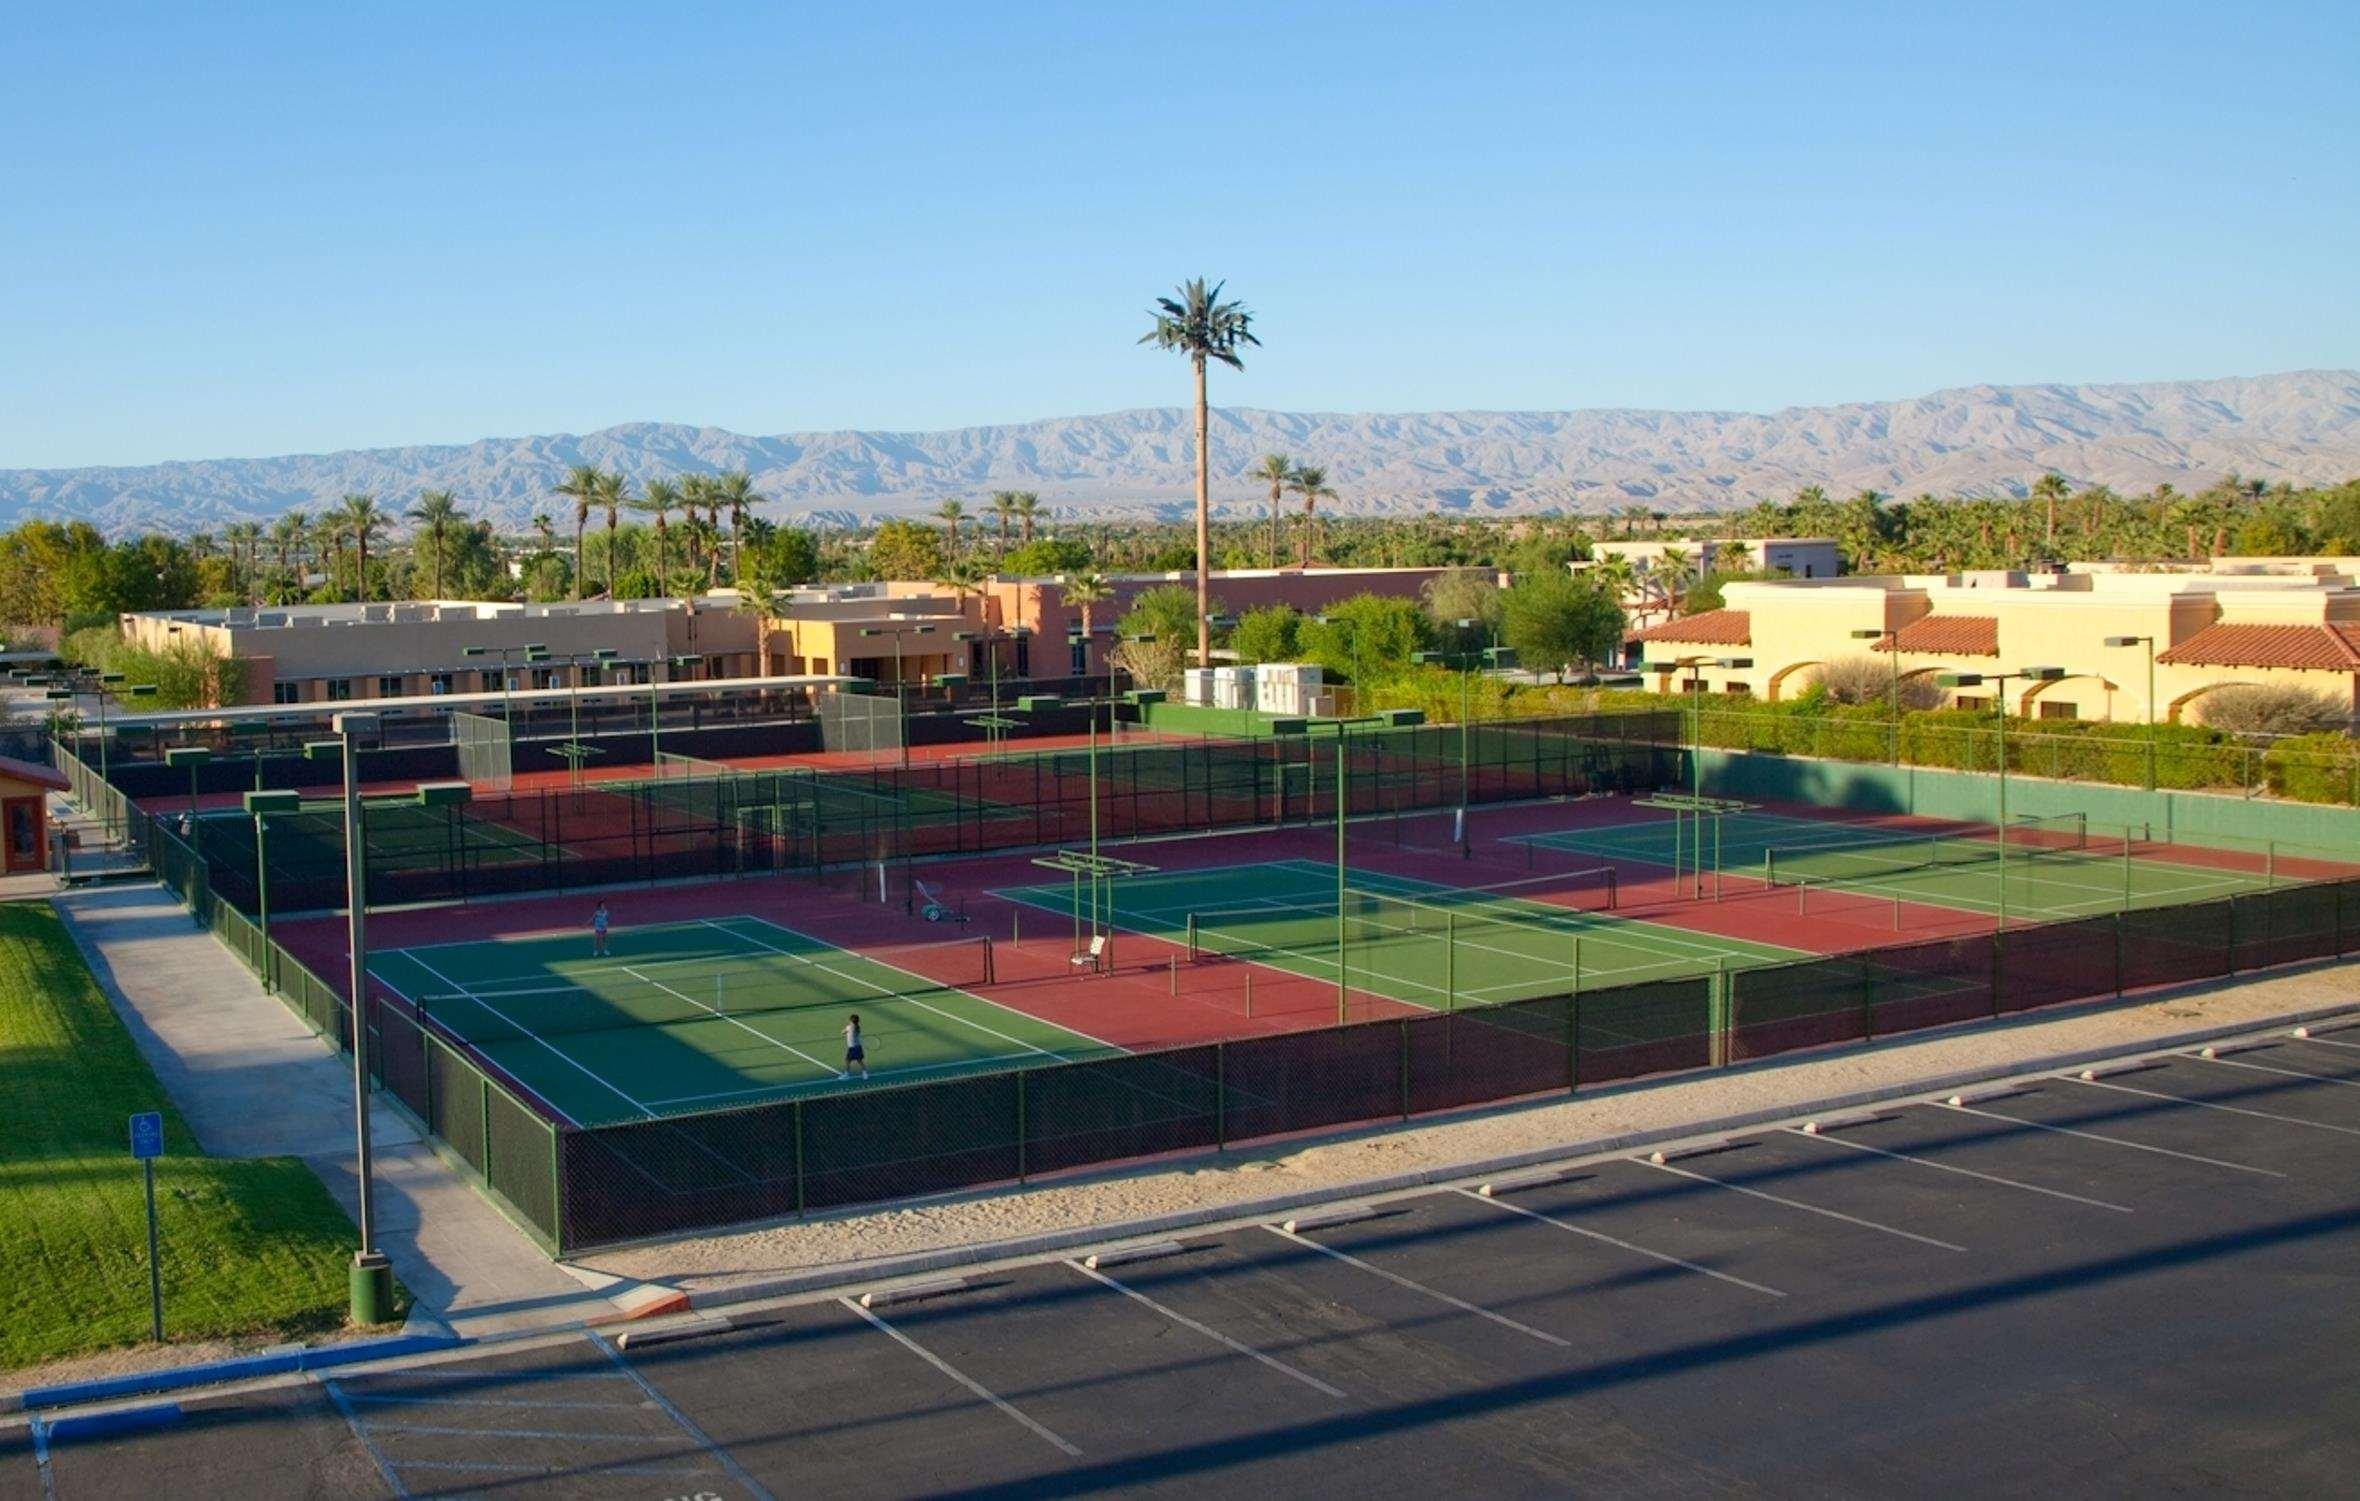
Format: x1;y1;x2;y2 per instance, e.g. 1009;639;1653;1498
52;884;620;1339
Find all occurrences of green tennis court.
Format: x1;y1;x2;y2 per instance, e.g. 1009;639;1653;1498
366;915;1117;1126
1516;811;2284;920
997;857;1801;1009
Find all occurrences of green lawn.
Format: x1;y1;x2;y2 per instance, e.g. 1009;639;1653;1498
0;903;380;1373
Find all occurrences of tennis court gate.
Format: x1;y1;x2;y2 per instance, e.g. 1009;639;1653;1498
817;687;904;756
450;710;513;791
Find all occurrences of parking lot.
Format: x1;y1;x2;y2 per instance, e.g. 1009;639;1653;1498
10;1026;2360;1498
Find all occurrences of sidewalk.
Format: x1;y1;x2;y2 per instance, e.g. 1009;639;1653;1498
52;884;618;1339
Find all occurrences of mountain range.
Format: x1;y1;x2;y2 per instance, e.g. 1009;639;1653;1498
5;369;2356;537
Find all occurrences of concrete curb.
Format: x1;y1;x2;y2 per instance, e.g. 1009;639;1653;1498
662;999;2360;1318
37;1402;185;1444
18;1333;469;1411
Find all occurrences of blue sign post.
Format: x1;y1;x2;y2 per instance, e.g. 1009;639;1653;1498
128;1113;164;1341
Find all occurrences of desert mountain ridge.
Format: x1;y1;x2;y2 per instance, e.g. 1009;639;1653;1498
4;369;2356;537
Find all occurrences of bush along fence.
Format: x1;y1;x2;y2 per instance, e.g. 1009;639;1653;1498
74;736;2360;1256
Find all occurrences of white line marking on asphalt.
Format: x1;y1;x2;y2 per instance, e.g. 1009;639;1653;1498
2186;1054;2360;1090
29;1418;54;1501
2062;1075;2360;1136
844;1298;1083;1456
2292;1032;2360;1051
321;1379;410;1500
1634;1158;1967;1251
1261;1225;1572;1347
1933;1102;2285;1177
1453;1187;1787;1297
384;1459;713;1478
589;1330;777;1501
343;1392;652;1411
1066;1261;1349;1397
1784;1127;2134;1212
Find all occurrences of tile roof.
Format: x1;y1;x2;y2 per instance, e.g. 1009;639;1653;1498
1628;609;1751;646
2156;622;2360;671
1870;615;1999;657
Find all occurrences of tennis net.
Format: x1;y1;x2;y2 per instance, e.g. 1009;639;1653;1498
411;936;996;1046
1187;867;1617;963
1763;814;2089;889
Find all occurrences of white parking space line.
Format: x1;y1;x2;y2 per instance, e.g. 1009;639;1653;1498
844;1298;1083;1457
1634;1159;1968;1252
590;1330;777;1501
321;1378;410;1500
1453;1187;1787;1298
2061;1076;2360;1137
1784;1127;2134;1213
2293;1033;2360;1051
2188;1054;2360;1090
1066;1261;1349;1397
342;1392;650;1411
1261;1225;1572;1347
1932;1102;2285;1177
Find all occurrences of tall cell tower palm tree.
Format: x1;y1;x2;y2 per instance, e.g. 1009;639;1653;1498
555;464;601;601
1288;464;1336;568
1253;454;1293;567
406;489;464;599
1140;277;1258;667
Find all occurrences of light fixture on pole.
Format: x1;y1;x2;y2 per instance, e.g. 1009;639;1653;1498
242;788;303;988
164;744;214;827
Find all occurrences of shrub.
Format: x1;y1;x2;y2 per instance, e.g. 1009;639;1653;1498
2193;683;2353;736
1811;656;1945;711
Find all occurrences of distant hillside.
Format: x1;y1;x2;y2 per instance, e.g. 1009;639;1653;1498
5;369;2356;536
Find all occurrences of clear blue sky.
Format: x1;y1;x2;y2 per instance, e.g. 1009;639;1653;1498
4;1;2354;468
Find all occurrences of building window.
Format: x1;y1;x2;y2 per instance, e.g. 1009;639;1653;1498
377;675;404;698
1014;635;1031;677
1951;694;1989;711
2039;700;2078;720
429;673;455;695
327;679;354;702
1723;681;1750;695
272;681;302;705
532;668;556;690
1069;637;1089;675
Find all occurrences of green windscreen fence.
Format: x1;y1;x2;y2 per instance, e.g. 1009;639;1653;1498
450;711;513;791
817;688;903;755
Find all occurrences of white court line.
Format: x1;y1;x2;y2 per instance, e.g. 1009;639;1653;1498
589;1330;777;1501
2289;1033;2360;1053
1932;1101;2284;1177
2189;1054;2360;1090
395;951;649;1122
843;1298;1082;1456
1452;1187;1787;1297
622;963;845;1080
1634;1159;1967;1252
2062;1075;2360;1137
1261;1225;1571;1347
1785;1127;2133;1212
718;915;1121;1056
1066;1261;1348;1396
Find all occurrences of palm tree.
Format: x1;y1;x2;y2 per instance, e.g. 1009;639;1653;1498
713;470;758;585
735;585;784;676
632;479;681;595
269;511;307;593
2031;472;2070;546
676;476;709;583
1063;571;1115;676
337;493;388;603
1140;276;1259;668
530;511;555;559
554;465;601;601
1288;464;1337;568
222;521;262;604
1617;504;1652;539
1253;453;1293;567
1011;491;1041;545
935;498;967;555
701;475;737;588
989;491;1018;556
597;472;628;596
406;490;464;599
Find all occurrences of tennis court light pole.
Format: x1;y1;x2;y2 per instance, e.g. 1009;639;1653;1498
242;789;301;986
1935;667;2063;929
165;744;213;827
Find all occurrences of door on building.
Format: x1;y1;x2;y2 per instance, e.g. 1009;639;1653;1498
3;797;43;873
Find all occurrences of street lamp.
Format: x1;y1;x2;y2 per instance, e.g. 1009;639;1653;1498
1934;666;2064;927
461;642;547;734
242;789;302;989
164;744;214;826
952;625;1029;749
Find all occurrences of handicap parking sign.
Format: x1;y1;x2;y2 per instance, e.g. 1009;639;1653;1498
129;1111;164;1160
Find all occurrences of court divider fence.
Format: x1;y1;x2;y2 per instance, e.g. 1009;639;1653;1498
58;734;2360;1257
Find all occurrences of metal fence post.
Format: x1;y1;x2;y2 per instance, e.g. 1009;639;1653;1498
1015;1070;1028;1183
1399;1020;1412;1120
793;1099;806;1216
1214;1044;1227;1149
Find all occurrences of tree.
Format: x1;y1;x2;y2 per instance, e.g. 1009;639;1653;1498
1108;580;1200;692
989;491;1018;555
1230;603;1302;664
530;511;555;559
337;493;388;603
555;464;601;601
1418;568;1503;636
1288;464;1337;568
1253;453;1293;567
1011;492;1042;544
2032;472;2071;546
1681;566;1785;616
869;520;945;581
740;526;820;592
597;471;628;596
406;490;464;599
2197;683;2351;736
221;521;262;605
633;479;681;593
1140;276;1259;668
269;511;308;590
1813;656;1944;710
1501;572;1624;681
1296;593;1431;682
714;470;759;585
935;499;967;555
1002;537;1092;575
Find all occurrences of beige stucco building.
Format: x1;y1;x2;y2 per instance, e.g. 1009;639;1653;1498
1626;559;2360;725
1575;538;1841;631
